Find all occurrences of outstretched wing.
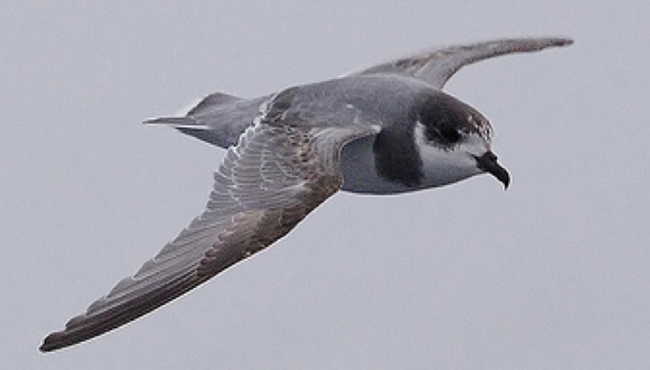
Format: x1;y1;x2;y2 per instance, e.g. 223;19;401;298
350;37;573;88
40;94;377;352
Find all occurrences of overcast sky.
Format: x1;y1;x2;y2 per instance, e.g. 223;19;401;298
2;1;648;369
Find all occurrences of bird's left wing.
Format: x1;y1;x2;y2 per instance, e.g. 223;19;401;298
349;37;573;89
40;91;377;352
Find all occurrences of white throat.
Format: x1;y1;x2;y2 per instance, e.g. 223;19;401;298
412;123;485;188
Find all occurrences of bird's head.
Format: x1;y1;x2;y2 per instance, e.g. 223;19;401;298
414;91;510;189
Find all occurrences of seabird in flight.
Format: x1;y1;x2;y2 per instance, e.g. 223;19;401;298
40;37;572;352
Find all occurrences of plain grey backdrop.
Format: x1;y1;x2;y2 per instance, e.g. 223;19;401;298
2;1;648;369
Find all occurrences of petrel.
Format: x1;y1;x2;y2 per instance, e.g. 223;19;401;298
40;37;572;352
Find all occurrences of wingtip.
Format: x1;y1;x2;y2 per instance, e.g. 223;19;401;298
506;36;574;55
502;36;573;51
39;331;67;353
535;36;574;49
549;37;574;47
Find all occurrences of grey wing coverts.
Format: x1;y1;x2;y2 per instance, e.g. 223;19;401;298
40;94;377;351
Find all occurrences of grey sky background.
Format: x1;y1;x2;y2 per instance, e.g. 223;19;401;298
1;1;648;369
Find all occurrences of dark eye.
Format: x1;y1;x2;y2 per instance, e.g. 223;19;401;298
425;121;462;145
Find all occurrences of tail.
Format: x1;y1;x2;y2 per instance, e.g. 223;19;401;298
143;116;208;129
186;92;242;115
144;92;249;148
144;92;242;127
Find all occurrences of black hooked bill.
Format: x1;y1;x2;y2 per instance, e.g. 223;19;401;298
475;151;510;189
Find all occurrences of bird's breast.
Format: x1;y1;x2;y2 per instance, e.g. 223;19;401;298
339;135;420;194
339;134;482;195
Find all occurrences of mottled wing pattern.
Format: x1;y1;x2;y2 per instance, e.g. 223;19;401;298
40;98;377;352
351;37;573;88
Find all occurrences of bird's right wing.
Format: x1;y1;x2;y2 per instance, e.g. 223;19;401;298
349;37;573;89
40;90;378;352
